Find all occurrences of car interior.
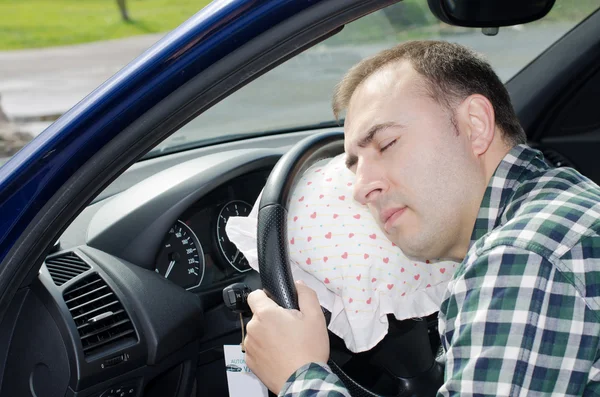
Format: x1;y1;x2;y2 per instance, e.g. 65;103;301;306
1;0;600;396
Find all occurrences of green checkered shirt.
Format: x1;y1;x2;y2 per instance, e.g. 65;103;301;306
280;144;600;396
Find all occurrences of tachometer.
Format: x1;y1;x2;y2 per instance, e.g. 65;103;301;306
216;200;252;272
155;220;205;289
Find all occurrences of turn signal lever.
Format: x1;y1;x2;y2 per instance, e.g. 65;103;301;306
222;282;253;354
222;282;252;315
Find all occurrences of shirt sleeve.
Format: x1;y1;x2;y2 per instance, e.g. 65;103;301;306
278;362;352;397
438;245;599;396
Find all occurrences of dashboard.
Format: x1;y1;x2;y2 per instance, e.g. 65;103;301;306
19;137;302;397
0;137;282;397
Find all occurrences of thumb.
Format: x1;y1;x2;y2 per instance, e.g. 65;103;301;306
295;280;322;317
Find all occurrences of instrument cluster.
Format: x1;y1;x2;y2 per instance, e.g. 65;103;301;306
154;170;268;290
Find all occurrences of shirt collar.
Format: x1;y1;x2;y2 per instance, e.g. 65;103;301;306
469;144;547;247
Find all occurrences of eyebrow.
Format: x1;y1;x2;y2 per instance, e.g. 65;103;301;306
345;122;403;169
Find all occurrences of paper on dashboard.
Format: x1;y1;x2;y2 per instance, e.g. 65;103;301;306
223;344;269;397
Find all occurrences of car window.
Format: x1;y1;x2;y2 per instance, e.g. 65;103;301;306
148;0;599;156
1;1;597;165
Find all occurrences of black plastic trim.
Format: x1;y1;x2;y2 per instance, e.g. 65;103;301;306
507;7;600;139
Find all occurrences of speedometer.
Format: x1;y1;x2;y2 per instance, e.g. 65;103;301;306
155;220;205;290
216;200;252;272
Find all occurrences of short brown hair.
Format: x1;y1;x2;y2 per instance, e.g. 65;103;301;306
332;40;526;146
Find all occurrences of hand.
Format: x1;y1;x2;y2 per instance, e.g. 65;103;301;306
244;280;330;394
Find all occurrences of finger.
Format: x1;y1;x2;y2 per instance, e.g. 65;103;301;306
247;289;279;313
244;345;256;368
295;280;323;317
243;332;254;354
245;317;258;337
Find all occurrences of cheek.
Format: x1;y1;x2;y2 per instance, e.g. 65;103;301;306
384;144;439;195
387;138;468;212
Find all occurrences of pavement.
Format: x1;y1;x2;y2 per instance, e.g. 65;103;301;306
0;21;573;143
0;33;165;135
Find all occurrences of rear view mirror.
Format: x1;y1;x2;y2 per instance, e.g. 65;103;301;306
427;0;556;28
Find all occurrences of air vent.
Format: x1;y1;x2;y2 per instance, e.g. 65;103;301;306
45;252;91;286
63;273;137;357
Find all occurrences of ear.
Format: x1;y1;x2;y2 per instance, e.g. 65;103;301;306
457;94;495;156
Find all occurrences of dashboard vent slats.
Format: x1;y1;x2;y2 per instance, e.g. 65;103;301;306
45;252;91;286
63;273;137;357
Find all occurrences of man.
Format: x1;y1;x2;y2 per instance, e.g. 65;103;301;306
244;40;600;396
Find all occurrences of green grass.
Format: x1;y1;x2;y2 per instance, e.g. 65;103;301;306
0;0;212;50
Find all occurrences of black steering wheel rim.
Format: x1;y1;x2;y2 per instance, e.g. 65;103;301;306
257;130;344;310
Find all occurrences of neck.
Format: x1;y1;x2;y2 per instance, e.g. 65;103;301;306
482;137;513;183
450;137;514;261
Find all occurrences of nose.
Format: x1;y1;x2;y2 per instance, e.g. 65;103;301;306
352;158;388;205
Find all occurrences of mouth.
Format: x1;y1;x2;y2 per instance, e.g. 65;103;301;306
380;207;407;231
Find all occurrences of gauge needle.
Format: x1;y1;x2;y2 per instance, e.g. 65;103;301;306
232;249;240;263
165;260;176;279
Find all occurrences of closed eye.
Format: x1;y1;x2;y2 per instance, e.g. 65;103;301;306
380;139;397;153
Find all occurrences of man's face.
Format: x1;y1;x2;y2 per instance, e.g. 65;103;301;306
344;61;485;261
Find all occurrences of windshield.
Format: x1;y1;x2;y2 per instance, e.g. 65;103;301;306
148;1;599;155
1;1;598;164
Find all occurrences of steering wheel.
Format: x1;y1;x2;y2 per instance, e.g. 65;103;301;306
256;131;444;396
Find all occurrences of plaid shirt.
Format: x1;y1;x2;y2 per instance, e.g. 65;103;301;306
279;144;600;396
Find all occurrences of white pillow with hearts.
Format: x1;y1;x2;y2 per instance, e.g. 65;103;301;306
226;154;459;352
